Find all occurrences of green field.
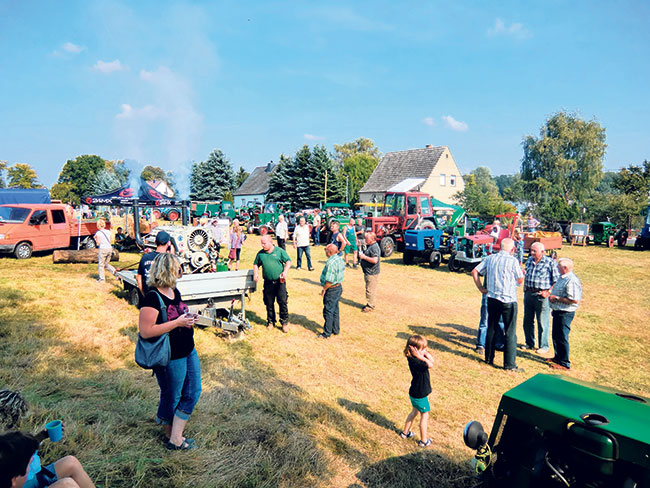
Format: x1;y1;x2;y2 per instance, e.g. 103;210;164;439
1;238;648;487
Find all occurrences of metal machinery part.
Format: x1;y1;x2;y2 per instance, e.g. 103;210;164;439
146;225;219;273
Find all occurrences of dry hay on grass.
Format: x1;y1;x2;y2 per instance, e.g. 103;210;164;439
0;237;648;487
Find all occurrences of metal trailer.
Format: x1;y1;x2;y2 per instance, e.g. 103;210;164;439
117;269;257;333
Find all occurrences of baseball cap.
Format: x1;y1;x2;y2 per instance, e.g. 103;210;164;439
155;231;171;245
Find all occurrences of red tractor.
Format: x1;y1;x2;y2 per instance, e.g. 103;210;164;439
365;191;437;257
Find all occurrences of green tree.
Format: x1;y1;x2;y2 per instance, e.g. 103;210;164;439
7;163;42;188
141;165;167;182
267;154;295;203
56;154;107;204
614;160;650;202
50;182;76;203
89;169;123;194
303;145;344;207
342;154;378;204
453;167;515;216
0;160;7;188
521;111;606;206
190;149;235;200
106;160;130;186
235;167;250;189
333;137;382;165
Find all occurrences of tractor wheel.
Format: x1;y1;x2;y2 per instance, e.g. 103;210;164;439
585;236;591;246
403;251;414;265
260;226;269;236
83;237;97;249
428;251;442;268
418;220;435;230
607;236;614;248
380;237;394;257
247;225;255;234
448;254;462;273
617;231;628;247
152;209;162;219
167;210;180;221
14;241;32;259
129;287;141;308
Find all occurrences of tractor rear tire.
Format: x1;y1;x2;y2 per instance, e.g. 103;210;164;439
247;225;254;234
380;237;394;257
152;209;162;219
83;237;97;250
418;220;435;230
617;232;628;247
14;241;32;259
429;251;442;268
403;250;414;265
448;254;462;273
260;226;269;236
167;210;180;221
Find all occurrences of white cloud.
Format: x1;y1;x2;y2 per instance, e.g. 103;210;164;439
441;115;468;132
62;42;84;53
304;134;326;141
487;18;531;40
115;104;160;120
92;59;126;74
422;117;435;127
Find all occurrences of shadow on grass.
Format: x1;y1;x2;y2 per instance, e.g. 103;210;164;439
289;313;321;333
295;277;365;309
338;398;397;432
354;450;477;488
397;327;479;363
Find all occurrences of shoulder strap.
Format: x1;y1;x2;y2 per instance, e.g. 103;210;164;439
152;291;168;323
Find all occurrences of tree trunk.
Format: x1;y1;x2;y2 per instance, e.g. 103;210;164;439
53;249;119;263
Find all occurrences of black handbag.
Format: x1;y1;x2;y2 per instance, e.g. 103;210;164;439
134;292;171;369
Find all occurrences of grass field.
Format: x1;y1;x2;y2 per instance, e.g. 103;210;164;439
1;237;649;487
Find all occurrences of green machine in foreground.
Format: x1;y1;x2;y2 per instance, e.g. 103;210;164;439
464;374;650;487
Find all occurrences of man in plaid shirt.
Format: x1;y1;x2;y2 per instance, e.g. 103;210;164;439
317;244;345;339
522;242;559;353
471;238;525;372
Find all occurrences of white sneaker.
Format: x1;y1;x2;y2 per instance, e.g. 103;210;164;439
537;347;549;354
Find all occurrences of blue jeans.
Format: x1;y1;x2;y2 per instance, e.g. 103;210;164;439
154;348;202;423
523;291;551;349
296;246;312;269
477;294;505;349
323;285;342;337
313;227;320;245
552;310;575;368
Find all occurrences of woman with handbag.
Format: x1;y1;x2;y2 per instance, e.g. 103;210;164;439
228;219;246;270
138;253;202;450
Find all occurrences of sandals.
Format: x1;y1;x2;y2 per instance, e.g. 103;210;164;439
399;431;415;439
166;439;196;451
418;438;433;448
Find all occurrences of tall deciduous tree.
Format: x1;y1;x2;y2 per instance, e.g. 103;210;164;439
614;160;650;202
454;167;515;216
190;149;235;201
0;160;7;188
343;154;378;204
56;154;107;203
235;167;250;189
333;137;382;165
7;163;42;188
50;182;76;203
521;111;606;205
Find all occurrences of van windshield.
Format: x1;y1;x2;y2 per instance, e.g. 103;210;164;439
0;206;31;223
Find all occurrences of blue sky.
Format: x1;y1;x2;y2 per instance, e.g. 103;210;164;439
1;0;649;189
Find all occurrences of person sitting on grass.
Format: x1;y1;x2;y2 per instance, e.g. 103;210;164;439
0;431;95;488
399;334;434;448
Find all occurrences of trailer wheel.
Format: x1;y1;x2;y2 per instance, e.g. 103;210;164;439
429;251;442;268
403;251;414;265
167;210;180;221
128;287;141;308
607;236;614;248
448;254;462;273
380;237;394;257
14;241;32;259
83;237;97;249
247;225;255;234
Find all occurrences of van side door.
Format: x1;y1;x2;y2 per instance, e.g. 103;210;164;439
50;209;70;248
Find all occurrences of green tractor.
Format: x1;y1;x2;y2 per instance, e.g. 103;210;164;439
247;202;291;235
589;222;628;247
192;201;236;220
464;373;650;487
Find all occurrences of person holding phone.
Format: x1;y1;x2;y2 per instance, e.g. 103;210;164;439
138;253;202;450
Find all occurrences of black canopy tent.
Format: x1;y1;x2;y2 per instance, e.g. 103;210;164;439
82;179;190;246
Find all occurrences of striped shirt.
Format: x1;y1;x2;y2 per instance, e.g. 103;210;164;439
524;255;559;291
550;272;582;312
474;250;524;303
320;253;345;286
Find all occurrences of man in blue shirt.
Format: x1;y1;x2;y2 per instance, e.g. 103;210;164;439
522;242;559;353
472;238;524;372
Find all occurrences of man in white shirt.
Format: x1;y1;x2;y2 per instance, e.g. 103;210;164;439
275;214;289;250
489;219;501;243
293;216;314;270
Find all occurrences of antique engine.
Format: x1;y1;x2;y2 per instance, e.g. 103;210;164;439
145;225;219;273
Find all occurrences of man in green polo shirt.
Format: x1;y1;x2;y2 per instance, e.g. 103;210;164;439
317;244;345;339
253;235;292;332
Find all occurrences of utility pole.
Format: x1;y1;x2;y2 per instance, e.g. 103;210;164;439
345;174;349;204
324;170;328;204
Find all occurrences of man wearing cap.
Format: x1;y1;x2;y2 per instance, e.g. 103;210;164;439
137;231;174;297
253;235;292;332
317;244;345;339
